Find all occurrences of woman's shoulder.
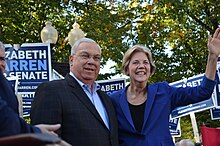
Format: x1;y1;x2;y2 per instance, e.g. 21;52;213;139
109;88;125;97
149;81;170;87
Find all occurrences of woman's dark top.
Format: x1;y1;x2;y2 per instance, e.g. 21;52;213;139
128;101;146;132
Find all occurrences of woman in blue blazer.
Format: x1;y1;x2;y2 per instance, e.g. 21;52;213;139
110;28;220;146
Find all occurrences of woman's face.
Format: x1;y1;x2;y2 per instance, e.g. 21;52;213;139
127;51;151;83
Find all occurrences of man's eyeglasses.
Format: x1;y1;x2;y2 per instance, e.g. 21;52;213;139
77;52;101;62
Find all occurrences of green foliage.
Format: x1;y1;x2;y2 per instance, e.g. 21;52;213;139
178;116;194;142
1;0;220;141
24;116;31;124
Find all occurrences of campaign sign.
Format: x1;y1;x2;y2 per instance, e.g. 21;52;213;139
4;43;52;93
170;129;181;137
170;119;181;137
6;76;19;93
4;43;52;117
170;74;215;119
210;107;220;120
97;78;126;95
169;117;180;131
169;116;181;137
208;58;220;120
215;59;220;106
22;93;35;117
21;70;62;117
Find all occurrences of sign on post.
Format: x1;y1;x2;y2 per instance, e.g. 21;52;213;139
169;117;181;137
4;43;52;117
170;74;216;119
97;78;126;95
4;43;52;93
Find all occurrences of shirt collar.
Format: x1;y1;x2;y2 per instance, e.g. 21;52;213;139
69;71;101;91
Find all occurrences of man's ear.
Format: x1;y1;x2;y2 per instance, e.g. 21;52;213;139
69;55;74;66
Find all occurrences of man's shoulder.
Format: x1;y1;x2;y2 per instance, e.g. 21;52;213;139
38;78;67;89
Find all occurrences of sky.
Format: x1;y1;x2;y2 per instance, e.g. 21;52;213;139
100;60;128;79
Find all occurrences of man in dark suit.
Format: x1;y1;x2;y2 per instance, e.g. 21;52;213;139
0;42;20;115
30;38;119;146
0;67;42;136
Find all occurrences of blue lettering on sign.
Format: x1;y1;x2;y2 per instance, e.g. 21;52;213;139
5;50;47;60
6;60;47;71
98;79;125;95
4;44;51;93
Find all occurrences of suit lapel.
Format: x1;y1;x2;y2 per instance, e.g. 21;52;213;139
142;83;158;131
65;75;104;123
97;90;114;130
0;70;19;113
119;87;135;130
65;74;106;127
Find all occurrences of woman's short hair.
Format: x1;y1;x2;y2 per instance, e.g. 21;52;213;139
122;44;156;76
70;38;101;55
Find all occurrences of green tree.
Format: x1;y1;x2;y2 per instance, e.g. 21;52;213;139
1;0;220;142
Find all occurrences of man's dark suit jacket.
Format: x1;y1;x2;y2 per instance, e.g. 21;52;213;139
30;74;119;146
0;70;40;137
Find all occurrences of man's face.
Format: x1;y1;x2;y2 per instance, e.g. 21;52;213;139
69;42;101;85
0;48;6;73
